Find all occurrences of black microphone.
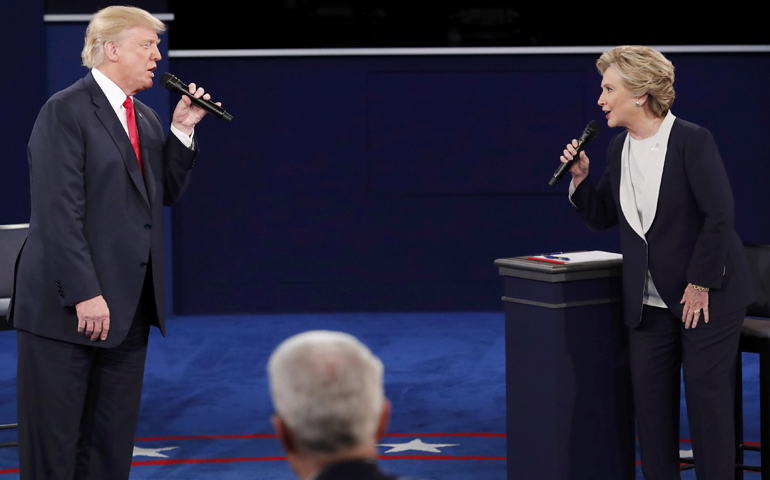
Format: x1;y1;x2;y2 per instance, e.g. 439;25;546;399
548;120;601;187
160;73;233;122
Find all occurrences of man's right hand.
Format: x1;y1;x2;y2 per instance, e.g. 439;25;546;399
76;295;110;341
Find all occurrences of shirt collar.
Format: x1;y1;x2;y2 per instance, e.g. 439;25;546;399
91;67;132;110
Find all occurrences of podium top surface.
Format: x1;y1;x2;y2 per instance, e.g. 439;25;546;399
495;254;623;283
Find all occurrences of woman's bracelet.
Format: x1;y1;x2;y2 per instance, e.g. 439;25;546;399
690;283;710;292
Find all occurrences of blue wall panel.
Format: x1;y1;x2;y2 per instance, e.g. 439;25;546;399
169;53;770;314
0;3;46;225
367;69;585;195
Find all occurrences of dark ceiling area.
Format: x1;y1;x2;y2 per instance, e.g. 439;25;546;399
45;0;764;50
166;2;763;50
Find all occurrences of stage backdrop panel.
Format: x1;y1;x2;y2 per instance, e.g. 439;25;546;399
0;3;46;225
366;69;584;195
169;53;770;314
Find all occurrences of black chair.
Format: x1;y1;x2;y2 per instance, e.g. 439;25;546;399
735;244;770;479
0;223;28;448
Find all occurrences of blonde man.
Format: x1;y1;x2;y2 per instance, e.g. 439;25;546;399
10;5;219;479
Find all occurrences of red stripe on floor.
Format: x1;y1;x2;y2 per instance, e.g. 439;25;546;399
131;454;504;467
382;433;506;438
679;438;759;447
133;456;286;466
380;455;506;461
136;434;277;441
135;432;506;441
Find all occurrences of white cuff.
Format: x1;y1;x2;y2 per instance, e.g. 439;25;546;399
170;124;195;149
568;178;577;208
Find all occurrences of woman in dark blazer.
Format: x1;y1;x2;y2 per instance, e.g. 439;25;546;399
561;45;753;480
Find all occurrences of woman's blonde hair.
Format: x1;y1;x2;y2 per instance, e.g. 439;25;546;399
596;45;675;117
81;6;165;69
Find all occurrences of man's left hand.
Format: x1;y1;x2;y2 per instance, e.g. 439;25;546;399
171;82;221;136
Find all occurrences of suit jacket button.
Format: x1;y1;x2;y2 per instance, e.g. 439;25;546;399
140;262;148;268
145;224;152;230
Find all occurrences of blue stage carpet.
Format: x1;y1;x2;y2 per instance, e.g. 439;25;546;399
0;312;761;479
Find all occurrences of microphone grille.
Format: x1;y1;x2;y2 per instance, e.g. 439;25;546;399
587;120;602;134
159;72;175;89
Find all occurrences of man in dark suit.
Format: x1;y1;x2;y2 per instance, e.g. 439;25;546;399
268;331;417;480
8;6;220;479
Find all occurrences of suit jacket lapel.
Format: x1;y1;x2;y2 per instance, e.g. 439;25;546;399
84;73;151;209
618;133;646;241
639;112;676;233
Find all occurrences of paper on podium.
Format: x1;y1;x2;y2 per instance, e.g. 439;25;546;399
527;250;622;265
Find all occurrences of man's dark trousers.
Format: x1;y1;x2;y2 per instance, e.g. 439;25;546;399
17;270;156;480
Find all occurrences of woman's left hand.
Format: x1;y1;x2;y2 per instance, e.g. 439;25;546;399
680;284;709;329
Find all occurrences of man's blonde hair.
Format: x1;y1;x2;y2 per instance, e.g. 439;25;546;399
596;45;675;118
81;5;165;69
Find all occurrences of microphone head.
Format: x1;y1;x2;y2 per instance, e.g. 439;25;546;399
578;120;602;145
160;72;180;91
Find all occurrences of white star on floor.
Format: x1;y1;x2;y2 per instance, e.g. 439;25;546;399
133;446;179;458
378;438;459;453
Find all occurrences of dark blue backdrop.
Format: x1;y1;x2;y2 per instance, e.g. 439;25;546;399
170;53;770;314
1;3;45;225
3;11;769;314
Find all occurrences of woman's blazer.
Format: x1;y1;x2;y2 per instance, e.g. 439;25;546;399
571;118;753;327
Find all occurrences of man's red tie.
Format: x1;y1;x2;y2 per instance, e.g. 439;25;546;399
123;96;142;174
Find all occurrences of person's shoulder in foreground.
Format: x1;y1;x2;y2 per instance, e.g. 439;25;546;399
315;458;418;480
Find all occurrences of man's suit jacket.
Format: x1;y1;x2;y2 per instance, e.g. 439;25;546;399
315;459;413;480
571;117;753;327
9;71;197;348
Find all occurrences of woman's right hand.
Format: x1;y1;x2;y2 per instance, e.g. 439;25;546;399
561;139;590;187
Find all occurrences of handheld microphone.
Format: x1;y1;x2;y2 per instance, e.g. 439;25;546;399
160;73;233;122
548;120;601;187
